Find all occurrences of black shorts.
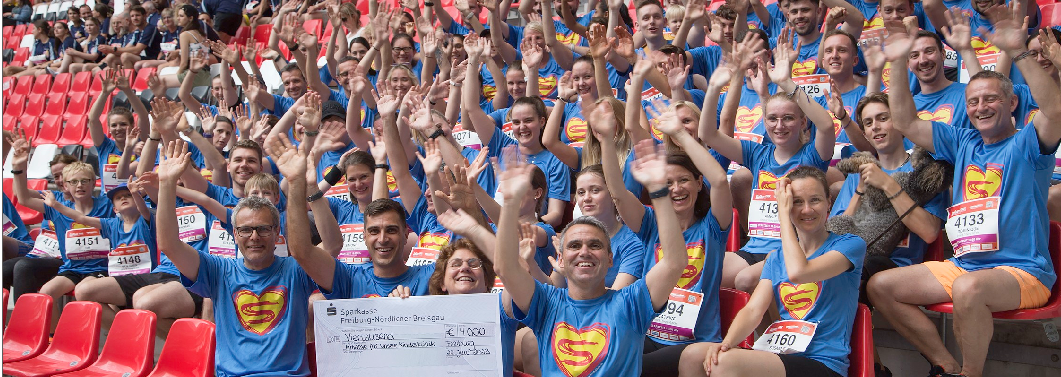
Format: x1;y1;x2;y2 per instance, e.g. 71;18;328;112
113;272;205;316
56;270;107;285
641;336;688;377
733;250;769;266
212;12;242;36
777;354;843;377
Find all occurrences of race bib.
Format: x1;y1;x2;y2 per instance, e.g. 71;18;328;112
324;183;351;202
176;206;207;242
274;235;288;257
101;164;120;193
642;87;665;102
339;224;369;265
945;197;1000;257
748;189;781;239
734;132;765;144
944;45;958;69
406;247;440;267
753;320;818;354
452;123;482;150
647;288;703;342
959;53;1000;84
208;220;237;258
792;74;829;98
490;277;505;294
108;244;151;276
28;230;61;259
64;226;110;260
3;214;16;237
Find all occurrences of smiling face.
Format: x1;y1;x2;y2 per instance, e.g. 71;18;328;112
786;0;820;36
364;211;408;269
388;68;414;98
965;77;1016;136
878;0;913;22
509;103;544;147
442;248;488;294
64;169;95;200
506;69;528;98
557;224;612;286
972;0;1003;15
345;163;374;202
228;148;263;187
233;208;278;266
107;113;132;145
675;105;698;137
859;102;903;154
908;36;945;84
788;177;830;234
1028;37;1059;79
664;164;702;217
575;173;613;218
391;37;415;64
822;34;857;77
281;69;308;99
80;6;92;19
571;60;596;97
637;4;665;39
764;97;807;148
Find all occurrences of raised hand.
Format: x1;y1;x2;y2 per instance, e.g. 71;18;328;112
708;61;735;89
436;209;485;237
557;71;578;101
981;1;1029;54
375;81;401;116
769;27;796;83
861;37;886;74
100;68;118;94
465;146;490;181
41;190;58;208
189;49;208;72
629;140;668;188
416;138;444;175
297;91;322;133
197;105;217;133
518;222;538;264
436;164;478;212
827;82;846;120
1039;28;1061;68
614;27;636;62
367;133;388;164
587;23;611;60
734;32;766;72
422;29;440;56
521;40;545;69
588;101;617;140
149;98;182;134
266;133;307;179
941;7;973;53
882;18;917;62
774;177;794;217
496;146;535;200
215;40;241;65
823;7;846;31
665;53;690;91
233;105;252;136
157;139;193;183
9;130;29;168
686;0;707;21
645;99;683;136
450;58;469;84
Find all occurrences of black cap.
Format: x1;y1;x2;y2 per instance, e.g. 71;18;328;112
321;100;345;121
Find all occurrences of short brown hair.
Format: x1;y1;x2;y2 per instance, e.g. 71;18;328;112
428;239;497;295
855;92;889;129
232;139;263;161
364;199;408;231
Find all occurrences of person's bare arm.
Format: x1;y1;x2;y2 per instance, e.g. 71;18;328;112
589;101;647;232
154;140;203;281
880;20;935;152
541;0;574;70
821;0;865;38
633;142;688;310
543;75;580;169
774;178;854;283
493;158;538;313
89;69;118;147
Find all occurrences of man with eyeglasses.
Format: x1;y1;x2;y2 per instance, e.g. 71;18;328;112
155;140;317;376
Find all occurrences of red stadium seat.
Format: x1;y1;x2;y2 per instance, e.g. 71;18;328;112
63;92;90;124
69;71;92;94
144;319;215;377
13;75;33;96
4;92;26;119
54;309;157;377
89;70;105;93
131;67;156;92
923;232;945;262
726;208;740;252
33;114;62;147
253;24;272;44
1;288;7;330
57;117;87;147
232;26;251;46
23;93;45;117
11;48;29;66
719;288;754;349
3;301;101;377
18;114;40;140
3;26;13;40
17;180;45;225
1041;3;1061;27
45;92;67;117
303;19;322;36
3;178;14;201
848;304;874;377
50;72;71;95
925;221;1061;320
29;74;51;97
2;293;52;363
13;24;28;38
28;227;40;241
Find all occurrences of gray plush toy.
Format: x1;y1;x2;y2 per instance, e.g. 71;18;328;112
826;147;953;257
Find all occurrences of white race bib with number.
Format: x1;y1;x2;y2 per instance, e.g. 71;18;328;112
108;244;151;276
753;320;818;354
176;206;207;242
208;221;237;258
647;288;703;342
944;45;958;69
945;197;1000;257
406;247;441;267
959;53;1000;83
324;185;351;202
490;277;505;294
101;164;120;193
339;224;369;264
2;214;16;237
748;189;781;239
453;123;482;150
273;235;288;257
28;230;61;259
793;74;829;98
64;227;110;260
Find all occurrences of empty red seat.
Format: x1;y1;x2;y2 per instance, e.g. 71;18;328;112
45;92;67;117
253;24;272;44
303;19;322;36
88;70;105;93
24;93;45;117
49;72;71;95
1042;3;1061;27
13;75;33;96
3;25;13;40
18;114;40;140
3;301;102;377
13;24;28;37
17;179;46;225
849;304;874;377
4;92;26;118
63;92;90;124
925;221;1061;320
33;114;62;147
10;48;29;66
145;319;215;377
131;67;155;92
29;74;51;97
57;117;87;147
54;309;157;377
231;26;250;46
69;71;92;94
719;288;754;349
2;293;53;363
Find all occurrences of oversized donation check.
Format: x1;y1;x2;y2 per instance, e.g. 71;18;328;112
313;293;504;376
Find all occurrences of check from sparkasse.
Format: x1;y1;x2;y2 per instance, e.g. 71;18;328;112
313;293;503;376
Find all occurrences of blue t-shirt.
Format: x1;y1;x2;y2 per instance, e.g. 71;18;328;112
913;81;968;128
814;85;867;144
559;102;587;145
635;205;728;344
322;263;436;298
740;140;830;254
182;254;316;377
498;296;519;377
42;195;114;274
760;232;866;376
514;279;660;376
829;160;948;266
3;194;34;252
931;122;1057;289
606;226;645;287
98;216;159;274
719;81;779;146
485;127;572;207
205;182;288;210
573;145;643;198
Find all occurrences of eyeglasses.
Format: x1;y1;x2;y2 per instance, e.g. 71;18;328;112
65;178;95;186
765;115;800;124
235;225;276;238
393;47;414;53
448;257;482;269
